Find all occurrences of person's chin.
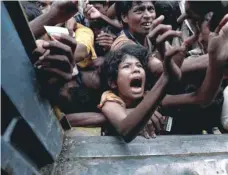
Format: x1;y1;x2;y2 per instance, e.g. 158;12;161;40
138;29;150;36
131;90;144;99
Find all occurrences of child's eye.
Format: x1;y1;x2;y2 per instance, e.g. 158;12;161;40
122;65;130;69
137;64;143;68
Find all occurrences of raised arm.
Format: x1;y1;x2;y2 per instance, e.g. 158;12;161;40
84;4;122;29
102;31;184;142
30;1;78;38
162;15;228;108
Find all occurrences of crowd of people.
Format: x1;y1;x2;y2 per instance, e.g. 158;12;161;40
22;0;228;142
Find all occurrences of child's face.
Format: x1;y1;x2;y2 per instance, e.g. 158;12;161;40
116;55;146;103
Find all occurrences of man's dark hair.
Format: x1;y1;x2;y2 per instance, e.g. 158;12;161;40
115;1;145;27
89;1;107;6
115;1;154;28
100;44;150;91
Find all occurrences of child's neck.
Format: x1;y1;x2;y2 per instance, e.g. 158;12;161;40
119;94;143;108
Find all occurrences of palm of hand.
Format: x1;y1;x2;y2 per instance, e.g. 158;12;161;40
161;43;185;82
208;23;228;67
89;8;101;19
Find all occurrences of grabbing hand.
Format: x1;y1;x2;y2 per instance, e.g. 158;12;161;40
96;31;115;51
34;34;77;82
208;14;228;68
84;4;102;20
155;21;200;81
139;110;165;139
49;1;78;25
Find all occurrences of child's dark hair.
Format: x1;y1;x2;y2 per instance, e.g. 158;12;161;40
100;44;150;91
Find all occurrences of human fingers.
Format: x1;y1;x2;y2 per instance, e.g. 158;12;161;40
152;113;161;132
97;42;113;48
154;110;165;125
156;30;182;44
215;14;228;34
42;40;74;64
156;30;182;60
36;54;73;71
96;36;114;42
148;24;172;42
147;119;157;138
36;66;73;81
52;34;77;53
151;15;165;29
139;127;150;139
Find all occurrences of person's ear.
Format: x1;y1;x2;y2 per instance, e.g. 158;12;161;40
122;14;129;24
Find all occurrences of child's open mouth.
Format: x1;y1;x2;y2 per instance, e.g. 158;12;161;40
130;78;143;93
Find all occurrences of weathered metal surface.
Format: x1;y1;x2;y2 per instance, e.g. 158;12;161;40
52;135;228;175
1;2;63;162
1;118;40;175
60;135;228;158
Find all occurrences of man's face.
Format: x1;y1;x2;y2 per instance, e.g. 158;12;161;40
122;1;156;36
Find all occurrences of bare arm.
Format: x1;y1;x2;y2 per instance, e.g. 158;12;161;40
29;1;78;38
30;10;56;38
161;15;228;108
84;4;122;29
161;54;223;108
148;54;208;79
106;3;116;19
66;112;107;127
65;108;135;127
102;74;169;142
99;13;122;29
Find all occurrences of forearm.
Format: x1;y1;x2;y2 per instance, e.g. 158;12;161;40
191;55;223;107
161;93;196;107
161;56;223;108
66;112;107;127
29;10;56;38
148;55;209;84
106;3;116;19
181;54;208;74
121;74;169;142
100;14;122;29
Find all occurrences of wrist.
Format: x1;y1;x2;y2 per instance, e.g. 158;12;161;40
99;13;105;20
161;73;170;83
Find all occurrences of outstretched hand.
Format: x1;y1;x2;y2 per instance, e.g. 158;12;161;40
208;14;228;68
49;1;78;25
84;4;102;20
155;21;200;82
139;110;165;139
33;34;77;82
